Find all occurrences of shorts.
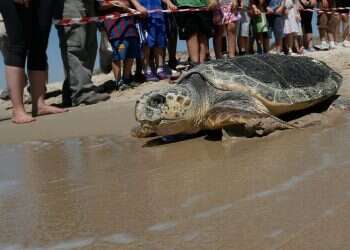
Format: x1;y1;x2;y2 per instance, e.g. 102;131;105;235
252;13;268;33
111;37;141;61
142;17;167;48
213;5;241;25
268;15;285;40
239;11;251;37
300;10;313;34
176;9;213;40
317;13;339;33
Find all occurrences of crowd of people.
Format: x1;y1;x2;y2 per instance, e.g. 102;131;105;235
0;0;349;124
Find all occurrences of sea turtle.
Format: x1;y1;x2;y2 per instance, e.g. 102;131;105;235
132;54;348;139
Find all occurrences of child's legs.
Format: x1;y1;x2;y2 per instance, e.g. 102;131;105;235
342;14;349;41
143;45;151;72
124;37;141;79
154;47;164;70
198;33;208;63
273;16;284;51
318;13;328;41
226;22;237;58
214;25;224;59
186;34;200;63
112;60;121;80
167;15;178;64
262;33;269;52
123;58;134;79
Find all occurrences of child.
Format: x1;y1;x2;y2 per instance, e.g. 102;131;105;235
176;0;212;65
283;0;300;54
210;0;241;58
238;0;251;55
316;0;339;50
139;0;177;81
335;0;350;47
98;0;147;90
251;0;269;54
267;0;286;54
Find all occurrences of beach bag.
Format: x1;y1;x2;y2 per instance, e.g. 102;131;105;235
99;30;113;74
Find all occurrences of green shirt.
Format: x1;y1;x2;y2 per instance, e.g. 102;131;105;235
176;0;208;7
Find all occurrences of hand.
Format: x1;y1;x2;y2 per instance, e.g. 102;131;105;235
266;6;273;14
167;2;177;11
136;5;148;17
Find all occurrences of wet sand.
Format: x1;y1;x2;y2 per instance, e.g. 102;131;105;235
1;49;350;249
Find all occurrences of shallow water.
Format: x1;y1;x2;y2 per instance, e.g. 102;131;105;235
2;117;350;249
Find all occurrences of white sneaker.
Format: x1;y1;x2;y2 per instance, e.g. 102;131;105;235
343;40;350;48
321;41;330;50
329;41;337;49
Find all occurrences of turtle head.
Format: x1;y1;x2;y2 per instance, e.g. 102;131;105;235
132;85;201;138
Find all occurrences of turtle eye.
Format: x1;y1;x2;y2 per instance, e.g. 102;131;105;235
149;94;166;108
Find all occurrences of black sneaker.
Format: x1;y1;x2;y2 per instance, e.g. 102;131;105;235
115;79;132;91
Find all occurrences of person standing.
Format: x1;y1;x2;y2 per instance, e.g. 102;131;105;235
55;0;110;107
0;0;66;124
299;0;316;51
176;0;212;65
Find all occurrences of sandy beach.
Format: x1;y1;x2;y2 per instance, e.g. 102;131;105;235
1;50;350;249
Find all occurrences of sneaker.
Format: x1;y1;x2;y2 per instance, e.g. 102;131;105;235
315;41;329;51
133;72;145;83
77;92;110;106
115;79;132;91
170;69;181;81
343;40;350;48
157;68;171;80
144;71;159;82
329;41;337;49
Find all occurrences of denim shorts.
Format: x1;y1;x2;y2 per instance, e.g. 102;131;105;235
111;37;141;61
143;17;167;48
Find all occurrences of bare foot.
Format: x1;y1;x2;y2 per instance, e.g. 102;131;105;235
37;105;68;116
12;111;35;124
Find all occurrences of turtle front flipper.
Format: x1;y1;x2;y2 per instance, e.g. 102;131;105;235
203;99;295;138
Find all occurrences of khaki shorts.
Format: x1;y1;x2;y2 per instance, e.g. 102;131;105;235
318;13;339;33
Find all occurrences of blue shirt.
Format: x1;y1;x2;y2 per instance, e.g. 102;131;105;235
267;0;283;12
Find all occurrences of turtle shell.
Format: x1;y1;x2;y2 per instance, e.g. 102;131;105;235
179;55;342;115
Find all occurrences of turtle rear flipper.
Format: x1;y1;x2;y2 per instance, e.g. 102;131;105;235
204;99;295;138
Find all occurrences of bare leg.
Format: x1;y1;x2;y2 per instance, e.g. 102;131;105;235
29;70;66;117
214;25;224;59
186;34;200;63
143;46;151;72
226;22;237;58
238;36;249;54
342;14;349;42
123;58;134;80
198;33;208;63
6;66;34;124
154;47;164;70
112;60;121;80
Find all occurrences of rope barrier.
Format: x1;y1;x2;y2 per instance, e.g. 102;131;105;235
53;5;350;26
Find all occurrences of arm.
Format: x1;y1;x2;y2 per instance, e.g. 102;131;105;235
129;0;148;14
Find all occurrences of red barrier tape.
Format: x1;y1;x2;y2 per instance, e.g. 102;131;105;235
53;5;350;26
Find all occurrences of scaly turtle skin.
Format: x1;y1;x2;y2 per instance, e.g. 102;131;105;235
132;55;343;138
